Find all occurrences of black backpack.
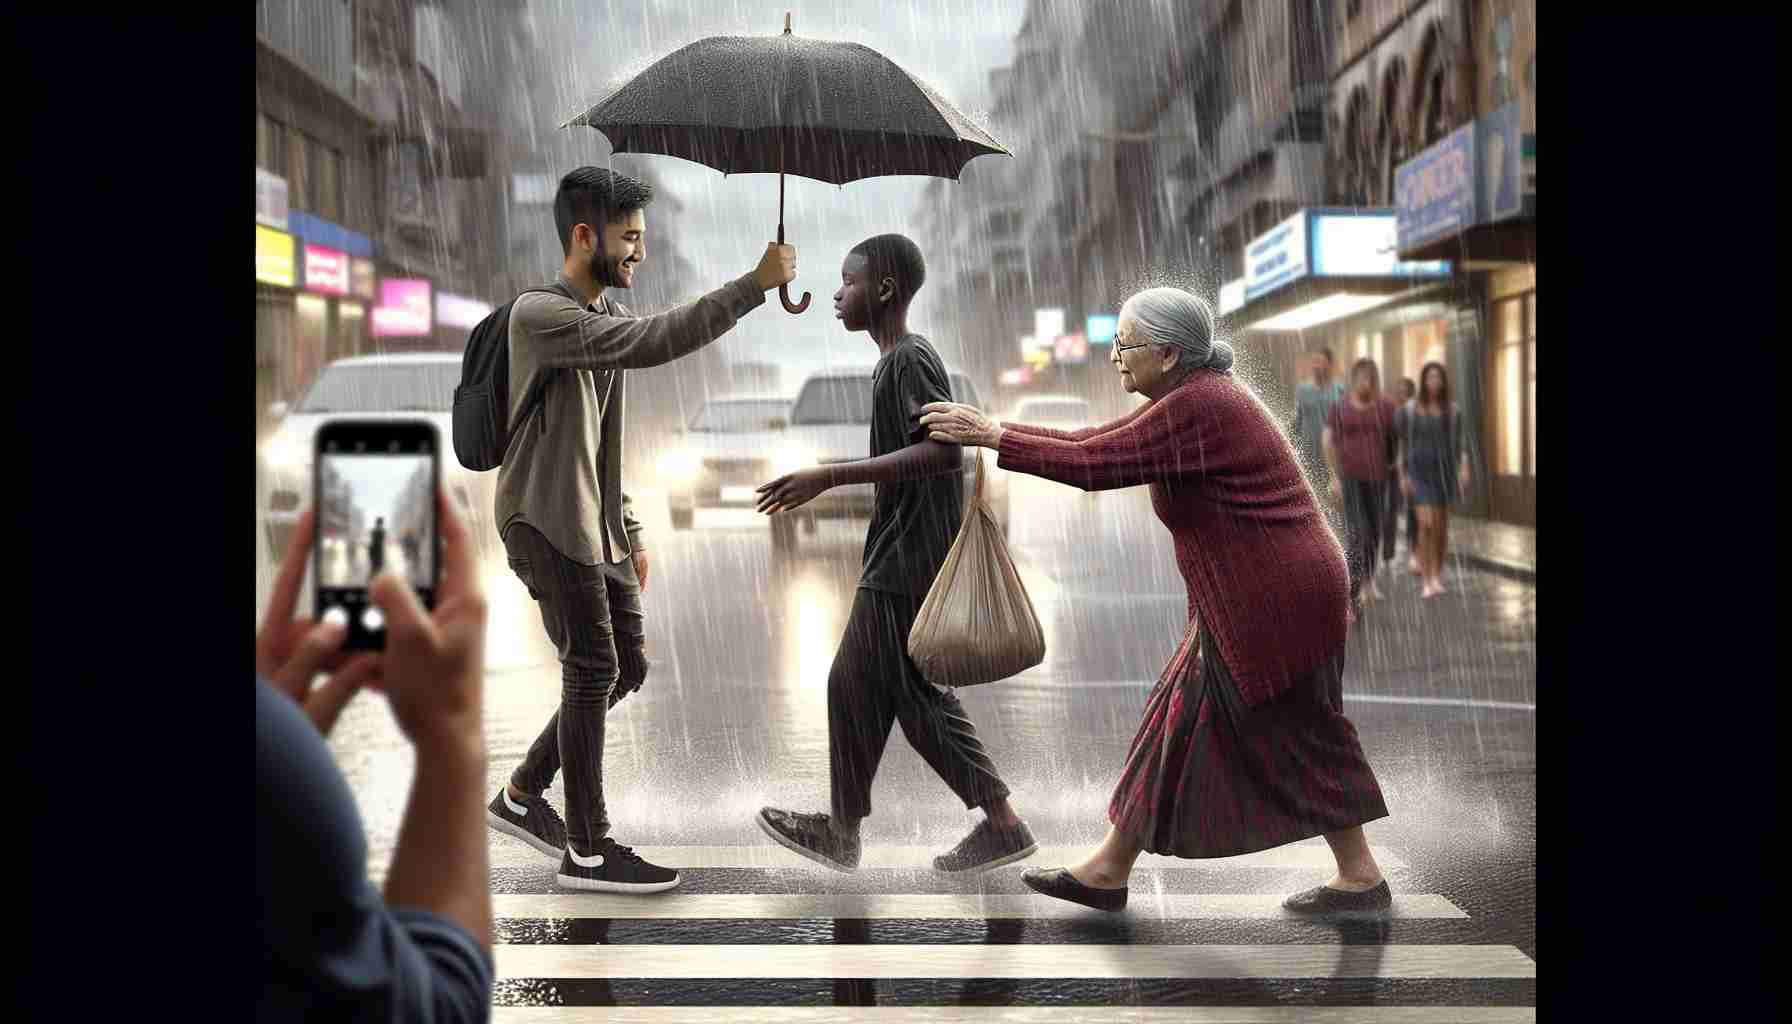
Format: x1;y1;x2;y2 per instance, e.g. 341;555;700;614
451;283;576;471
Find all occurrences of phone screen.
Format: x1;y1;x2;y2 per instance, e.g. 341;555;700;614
314;421;439;650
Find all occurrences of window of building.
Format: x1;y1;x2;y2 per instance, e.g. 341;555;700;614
288;130;310;212
257;113;286;178
311;138;341;222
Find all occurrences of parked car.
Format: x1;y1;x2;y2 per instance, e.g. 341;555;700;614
259;353;501;558
768;366;1010;554
1009;394;1093;431
657;395;795;529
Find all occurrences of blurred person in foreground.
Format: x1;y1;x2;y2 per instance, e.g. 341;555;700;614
921;287;1390;916
485;168;796;893
256;495;492;1022
1396;362;1472;598
1324;358;1398;611
1291;348;1345;502
1391;376;1419;572
752;234;1036;875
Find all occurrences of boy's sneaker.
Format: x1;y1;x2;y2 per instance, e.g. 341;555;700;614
933;818;1039;874
755;807;862;872
555;838;681;893
487;788;566;862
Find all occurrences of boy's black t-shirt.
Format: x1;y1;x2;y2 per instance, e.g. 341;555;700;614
858;334;964;596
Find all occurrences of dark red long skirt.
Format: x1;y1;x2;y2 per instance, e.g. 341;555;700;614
1107;621;1388;859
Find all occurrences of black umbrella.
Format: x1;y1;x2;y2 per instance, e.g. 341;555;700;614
563;12;1012;314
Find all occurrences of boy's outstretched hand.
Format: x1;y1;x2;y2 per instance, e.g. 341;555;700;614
756;466;830;516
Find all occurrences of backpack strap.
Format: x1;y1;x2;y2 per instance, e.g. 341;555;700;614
509;281;584;435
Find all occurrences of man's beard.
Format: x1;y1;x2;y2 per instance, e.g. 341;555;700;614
592;250;633;289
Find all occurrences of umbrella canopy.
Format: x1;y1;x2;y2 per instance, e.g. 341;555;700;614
563;23;1011;186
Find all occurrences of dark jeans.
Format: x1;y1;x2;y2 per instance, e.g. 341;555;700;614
1382;474;1402;561
830;587;1011;823
503;523;647;854
1340;479;1388;601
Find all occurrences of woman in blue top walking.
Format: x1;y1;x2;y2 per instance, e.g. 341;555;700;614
1396;363;1472;598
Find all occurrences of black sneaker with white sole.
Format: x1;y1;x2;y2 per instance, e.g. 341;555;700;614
556;838;681;893
486;788;567;862
933;818;1039;874
755;807;862;872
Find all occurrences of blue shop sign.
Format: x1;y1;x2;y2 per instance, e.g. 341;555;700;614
1244;211;1309;302
287;210;374;259
1395;101;1528;251
1395;122;1477;252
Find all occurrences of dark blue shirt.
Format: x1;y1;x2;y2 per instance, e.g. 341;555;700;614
256;678;492;1022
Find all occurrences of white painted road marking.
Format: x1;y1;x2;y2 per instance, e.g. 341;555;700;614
493;892;1467;921
494;942;1536;980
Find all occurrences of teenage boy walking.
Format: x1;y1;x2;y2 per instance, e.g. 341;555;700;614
752;234;1036;875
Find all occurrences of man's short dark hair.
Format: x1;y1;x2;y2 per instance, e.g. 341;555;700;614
555;167;654;254
1318;347;1334;363
850;234;926;307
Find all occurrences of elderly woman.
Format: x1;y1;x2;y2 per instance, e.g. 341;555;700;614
920;287;1391;915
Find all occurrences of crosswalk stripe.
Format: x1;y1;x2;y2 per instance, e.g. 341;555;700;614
492;893;1465;920
494;943;1535;980
493;1009;1536;1023
488;844;1407;872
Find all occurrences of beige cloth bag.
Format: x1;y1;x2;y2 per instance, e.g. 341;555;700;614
907;453;1046;687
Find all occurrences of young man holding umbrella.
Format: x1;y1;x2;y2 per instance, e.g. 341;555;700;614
484;167;796;893
752;234;1037;875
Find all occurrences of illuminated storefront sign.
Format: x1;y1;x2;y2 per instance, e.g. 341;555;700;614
435;292;494;331
1244;211;1308;301
255;224;295;287
302;244;349;296
371;279;433;337
1310;212;1451;278
1218;278;1245;316
256;169;288;230
1052;333;1089;365
1085;314;1118;344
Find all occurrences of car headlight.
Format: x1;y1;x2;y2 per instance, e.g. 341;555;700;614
261;434;309;473
769;443;817;477
657;448;701;482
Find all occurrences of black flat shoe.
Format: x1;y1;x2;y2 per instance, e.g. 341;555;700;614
1281;880;1393;916
1020;867;1127;913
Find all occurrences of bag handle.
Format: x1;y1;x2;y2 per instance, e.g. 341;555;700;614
972;450;987;504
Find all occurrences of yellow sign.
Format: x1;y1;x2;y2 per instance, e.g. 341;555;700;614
256;224;295;287
1023;347;1052;370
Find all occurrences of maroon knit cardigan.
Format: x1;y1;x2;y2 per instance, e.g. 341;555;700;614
996;370;1349;707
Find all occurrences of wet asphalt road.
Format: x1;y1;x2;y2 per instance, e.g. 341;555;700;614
265;473;1537;1019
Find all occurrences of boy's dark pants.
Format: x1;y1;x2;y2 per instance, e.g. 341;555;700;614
829;587;1011;823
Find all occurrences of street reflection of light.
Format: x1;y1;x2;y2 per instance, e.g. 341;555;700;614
1014;558;1061;650
785;574;842;738
481;559;549;673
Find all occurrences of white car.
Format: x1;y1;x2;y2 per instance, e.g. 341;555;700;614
767;366;1010;554
1009;394;1093;431
259;353;501;559
656;395;797;529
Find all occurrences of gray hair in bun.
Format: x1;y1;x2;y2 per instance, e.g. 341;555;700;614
1119;287;1235;373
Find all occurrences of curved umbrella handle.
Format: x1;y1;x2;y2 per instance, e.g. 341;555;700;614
780;283;811;314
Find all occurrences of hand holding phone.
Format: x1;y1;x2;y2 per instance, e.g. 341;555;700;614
256;504;383;736
314;421;441;650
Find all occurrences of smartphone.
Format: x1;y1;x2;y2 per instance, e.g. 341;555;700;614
313;420;440;650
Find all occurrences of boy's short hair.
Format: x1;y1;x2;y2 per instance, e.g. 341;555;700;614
850;234;926;306
554;167;655;254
